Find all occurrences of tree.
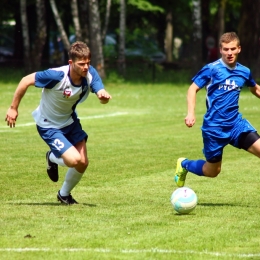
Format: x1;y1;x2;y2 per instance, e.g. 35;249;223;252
31;0;47;71
88;0;106;78
102;0;112;42
217;0;227;41
165;10;173;62
19;0;47;72
78;0;89;44
20;0;31;73
118;0;126;76
238;0;260;78
191;0;202;74
71;0;82;41
49;0;70;52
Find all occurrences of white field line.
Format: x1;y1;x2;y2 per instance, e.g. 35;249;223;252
0;112;129;129
0;248;259;257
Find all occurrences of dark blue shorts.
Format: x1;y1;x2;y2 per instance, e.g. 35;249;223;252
201;118;256;161
37;119;88;158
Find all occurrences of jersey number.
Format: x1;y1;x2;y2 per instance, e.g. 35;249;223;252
52;139;65;151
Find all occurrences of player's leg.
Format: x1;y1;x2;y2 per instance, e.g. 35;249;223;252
200;160;222;177
58;140;88;204
59;140;88;171
176;157;221;182
238;132;260;157
57;120;89;205
247;139;260;157
37;126;74;182
175;129;224;187
233;117;260;156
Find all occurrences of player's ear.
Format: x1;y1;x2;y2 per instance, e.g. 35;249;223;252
238;46;241;53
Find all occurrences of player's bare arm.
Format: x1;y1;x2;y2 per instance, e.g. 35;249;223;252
185;82;200;128
249;84;260;98
96;89;112;104
5;73;36;128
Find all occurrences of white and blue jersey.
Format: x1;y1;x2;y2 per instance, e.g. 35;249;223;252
192;58;257;160
32;65;104;129
192;58;256;127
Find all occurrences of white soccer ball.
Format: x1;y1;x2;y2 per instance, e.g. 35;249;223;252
170;187;198;214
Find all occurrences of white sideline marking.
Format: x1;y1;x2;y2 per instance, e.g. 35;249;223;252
79;111;129;120
0;248;259;257
0;112;129;128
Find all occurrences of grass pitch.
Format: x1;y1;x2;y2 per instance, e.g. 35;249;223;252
0;68;260;259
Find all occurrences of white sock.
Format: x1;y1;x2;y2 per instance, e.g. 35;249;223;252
50;152;66;167
59;168;83;196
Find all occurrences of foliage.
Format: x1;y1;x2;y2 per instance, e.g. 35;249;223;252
1;70;260;259
0;0;257;69
128;0;164;13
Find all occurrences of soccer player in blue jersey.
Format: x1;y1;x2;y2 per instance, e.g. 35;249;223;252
174;32;260;187
5;41;112;204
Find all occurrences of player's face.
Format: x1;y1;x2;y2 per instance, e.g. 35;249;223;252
70;58;91;78
220;41;241;67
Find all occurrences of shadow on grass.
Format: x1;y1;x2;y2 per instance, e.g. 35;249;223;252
7;202;97;207
199;202;248;207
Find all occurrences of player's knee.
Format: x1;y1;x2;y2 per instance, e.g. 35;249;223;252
207;171;220;178
74;158;88;173
64;154;81;168
80;158;89;169
204;165;221;177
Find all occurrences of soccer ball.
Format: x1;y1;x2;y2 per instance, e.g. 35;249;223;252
170;187;198;214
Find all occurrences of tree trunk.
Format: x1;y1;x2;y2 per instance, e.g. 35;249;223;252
88;0;106;78
31;0;47;70
49;0;70;52
20;0;32;73
118;0;126;76
78;0;89;44
191;0;203;75
201;0;211;62
217;0;226;42
102;0;112;42
71;0;82;41
165;11;173;62
238;0;260;78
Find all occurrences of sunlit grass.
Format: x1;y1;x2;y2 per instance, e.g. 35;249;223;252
0;68;260;260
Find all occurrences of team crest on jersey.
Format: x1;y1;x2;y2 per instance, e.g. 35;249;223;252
63;86;72;98
219;79;241;91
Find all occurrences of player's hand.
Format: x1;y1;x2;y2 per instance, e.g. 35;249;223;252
97;89;112;104
185;115;195;128
5;107;18;128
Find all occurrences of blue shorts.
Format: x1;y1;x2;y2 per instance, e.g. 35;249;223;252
37;119;88;158
202;118;256;161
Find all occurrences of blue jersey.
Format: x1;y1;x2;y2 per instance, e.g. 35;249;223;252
32;65;104;129
192;58;256;127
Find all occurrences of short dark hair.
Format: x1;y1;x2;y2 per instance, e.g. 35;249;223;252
219;32;240;47
68;41;91;61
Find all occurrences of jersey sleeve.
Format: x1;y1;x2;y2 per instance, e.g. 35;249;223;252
88;66;104;93
247;72;256;87
192;65;212;88
35;69;64;89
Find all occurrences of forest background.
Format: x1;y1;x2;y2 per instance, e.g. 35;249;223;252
0;0;259;80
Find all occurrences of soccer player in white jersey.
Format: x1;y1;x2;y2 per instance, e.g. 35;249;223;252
5;41;112;204
174;32;260;187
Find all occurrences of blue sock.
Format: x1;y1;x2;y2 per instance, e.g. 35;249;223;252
181;159;205;176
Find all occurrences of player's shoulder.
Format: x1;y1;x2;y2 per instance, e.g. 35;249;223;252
86;65;102;83
36;65;68;80
236;62;250;73
47;65;69;78
207;59;222;69
88;65;99;76
50;65;69;73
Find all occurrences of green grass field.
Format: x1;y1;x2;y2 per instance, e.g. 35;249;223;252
0;67;260;259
